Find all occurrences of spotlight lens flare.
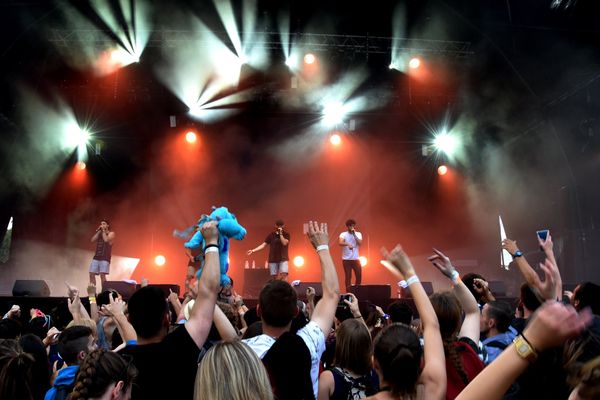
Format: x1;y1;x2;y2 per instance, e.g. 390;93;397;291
185;131;197;143
359;256;368;267
323;102;346;125
330;134;342;146
304;53;316;64
438;165;448;176
154;255;166;266
433;133;459;156
409;57;421;69
293;256;305;267
76;161;87;170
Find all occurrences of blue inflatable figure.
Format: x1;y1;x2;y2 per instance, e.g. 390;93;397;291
181;206;246;287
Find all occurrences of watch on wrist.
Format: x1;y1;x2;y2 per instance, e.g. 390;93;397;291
513;335;538;362
512;250;523;258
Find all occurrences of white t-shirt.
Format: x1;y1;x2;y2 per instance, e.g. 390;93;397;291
243;321;326;399
339;231;362;260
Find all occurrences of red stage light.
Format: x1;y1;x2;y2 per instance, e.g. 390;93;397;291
304;53;316;64
409;57;421;69
438;165;448;176
76;161;86;170
185;131;197;143
154;255;166;266
330;133;342;146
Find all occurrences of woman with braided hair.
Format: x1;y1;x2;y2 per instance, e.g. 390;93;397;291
70;349;137;400
427;249;485;399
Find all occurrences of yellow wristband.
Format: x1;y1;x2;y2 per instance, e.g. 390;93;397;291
89;296;96;304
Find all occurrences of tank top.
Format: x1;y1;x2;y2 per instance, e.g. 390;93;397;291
93;234;112;262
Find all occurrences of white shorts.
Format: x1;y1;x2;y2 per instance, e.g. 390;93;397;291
89;259;110;274
269;261;289;275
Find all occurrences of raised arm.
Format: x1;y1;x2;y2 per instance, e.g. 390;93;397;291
91;228;101;243
538;234;562;301
185;221;221;348
502;239;541;288
382;245;446;400
101;295;137;343
429;249;480;343
247;242;267;255
456;302;592;400
308;221;341;336
103;230;115;245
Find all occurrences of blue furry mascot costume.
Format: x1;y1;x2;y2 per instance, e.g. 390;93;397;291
175;206;246;287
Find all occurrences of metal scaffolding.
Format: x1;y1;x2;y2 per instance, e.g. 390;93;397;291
48;29;473;58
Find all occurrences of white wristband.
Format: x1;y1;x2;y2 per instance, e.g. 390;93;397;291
316;244;329;252
450;270;460;285
398;280;408;289
406;275;420;286
204;247;219;255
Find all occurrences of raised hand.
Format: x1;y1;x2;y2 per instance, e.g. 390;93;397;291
502;239;519;255
306;287;316;302
44;327;60;346
343;293;361;317
427;248;457;279
65;281;79;299
306;221;329;249
67;293;82;315
201;220;219;244
87;284;96;298
523;301;592;352
101;294;126;317
538;233;553;253
168;289;180;305
381;244;416;279
536;259;557;301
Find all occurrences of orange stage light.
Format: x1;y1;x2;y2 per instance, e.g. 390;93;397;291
409;57;421;69
185;131;197;143
359;256;368;267
154;255;166;266
438;165;448;176
293;256;305;267
76;161;87;170
304;53;316;65
330;133;342;146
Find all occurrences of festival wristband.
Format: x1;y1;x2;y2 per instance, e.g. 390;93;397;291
450;270;461;285
406;275;420;286
316;244;329;252
205;247;219;255
89;296;96;304
398;280;408;289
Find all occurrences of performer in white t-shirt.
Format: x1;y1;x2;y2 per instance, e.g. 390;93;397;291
338;219;363;291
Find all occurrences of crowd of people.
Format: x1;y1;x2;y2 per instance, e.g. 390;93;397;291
1;220;599;400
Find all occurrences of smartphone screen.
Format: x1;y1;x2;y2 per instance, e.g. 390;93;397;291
536;229;549;241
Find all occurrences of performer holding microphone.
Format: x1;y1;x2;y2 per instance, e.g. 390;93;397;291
247;219;290;281
339;218;363;291
89;219;115;288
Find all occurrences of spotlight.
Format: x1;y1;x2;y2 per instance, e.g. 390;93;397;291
76;161;87;170
433;132;459;157
409;57;421;69
304;53;316;64
438;165;448;176
388;63;395;70
154;255;166;266
185;131;197;143
359;256;368;267
66;125;91;148
330;134;342;146
323;102;346;125
293;256;305;267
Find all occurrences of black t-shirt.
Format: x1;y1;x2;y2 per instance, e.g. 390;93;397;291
264;231;290;262
121;325;200;400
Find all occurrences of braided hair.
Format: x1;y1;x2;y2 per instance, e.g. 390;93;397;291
430;292;470;386
69;349;137;400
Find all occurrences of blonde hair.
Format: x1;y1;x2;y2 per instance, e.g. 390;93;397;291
195;340;273;400
67;318;98;339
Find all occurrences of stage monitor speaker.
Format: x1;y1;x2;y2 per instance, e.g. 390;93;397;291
293;282;323;301
136;284;180;299
348;285;391;305
12;280;51;297
103;281;137;300
400;281;434;298
488;281;507;297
